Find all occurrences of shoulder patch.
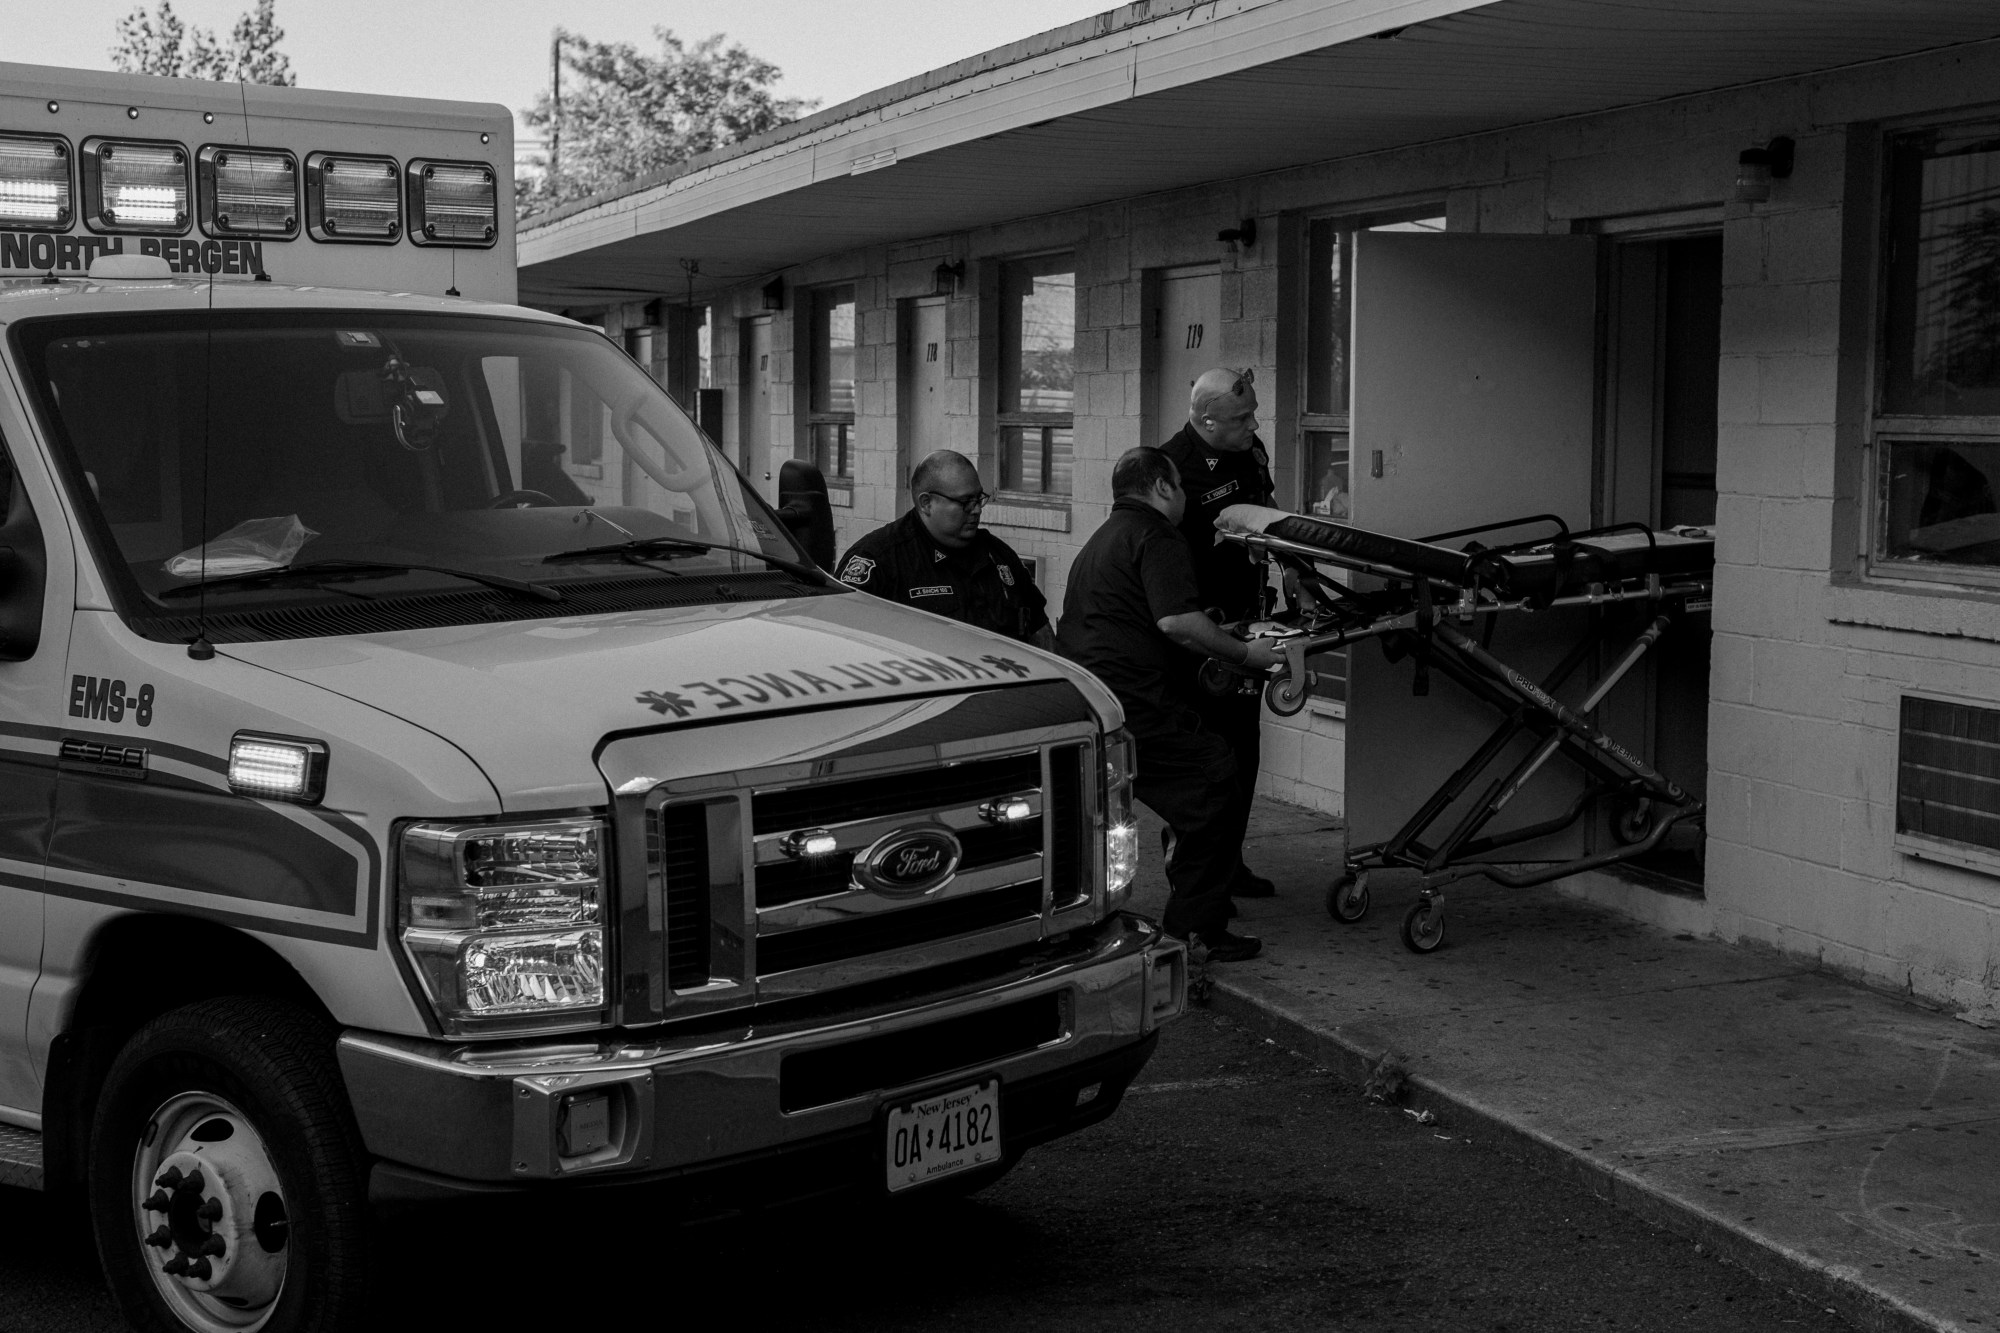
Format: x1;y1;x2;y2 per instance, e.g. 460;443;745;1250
996;563;1015;587
839;555;876;586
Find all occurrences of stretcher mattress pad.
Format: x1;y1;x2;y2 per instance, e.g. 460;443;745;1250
1219;504;1713;600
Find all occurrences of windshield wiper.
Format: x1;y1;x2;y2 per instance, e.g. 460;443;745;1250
543;537;832;586
158;558;563;603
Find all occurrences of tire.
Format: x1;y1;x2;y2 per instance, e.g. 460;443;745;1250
1401;898;1446;954
1612;797;1657;846
88;997;371;1333
1325;871;1371;924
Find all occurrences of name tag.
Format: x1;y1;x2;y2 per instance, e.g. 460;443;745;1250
1200;480;1239;505
909;584;954;598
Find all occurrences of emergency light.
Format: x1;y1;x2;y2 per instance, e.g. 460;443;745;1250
227;733;329;803
80;137;188;235
0;134;70;230
407;158;497;247
305;152;400;242
197;145;298;239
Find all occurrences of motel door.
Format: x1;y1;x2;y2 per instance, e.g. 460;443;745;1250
1344;232;1600;855
898;297;949;512
1152;266;1220;446
742;316;774;500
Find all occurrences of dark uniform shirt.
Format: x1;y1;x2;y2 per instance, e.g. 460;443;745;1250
1055;498;1205;740
837;509;1050;642
1158;422;1275;621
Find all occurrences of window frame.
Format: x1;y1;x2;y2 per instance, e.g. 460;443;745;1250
995;251;1076;498
806;282;857;481
1866;114;2000;593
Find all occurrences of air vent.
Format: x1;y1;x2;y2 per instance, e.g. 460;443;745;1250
1897;696;2000;854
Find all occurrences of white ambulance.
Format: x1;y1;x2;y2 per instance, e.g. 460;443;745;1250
0;62;1183;1332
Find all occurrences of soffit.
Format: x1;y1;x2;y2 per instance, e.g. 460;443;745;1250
519;0;2000;308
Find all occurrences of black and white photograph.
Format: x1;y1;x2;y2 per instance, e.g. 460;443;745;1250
2;2;2000;1329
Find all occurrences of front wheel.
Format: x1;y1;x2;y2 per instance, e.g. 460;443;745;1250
89;997;371;1333
1401;898;1446;954
1326;871;1371;924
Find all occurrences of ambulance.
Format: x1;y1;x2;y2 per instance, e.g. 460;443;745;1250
0;62;1183;1332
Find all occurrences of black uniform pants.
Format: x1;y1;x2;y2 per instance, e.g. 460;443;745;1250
1133;721;1249;940
1190;684;1263;884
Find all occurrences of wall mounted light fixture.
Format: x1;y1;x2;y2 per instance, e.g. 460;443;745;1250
1217;218;1258;249
760;276;785;311
933;259;966;295
1734;136;1795;204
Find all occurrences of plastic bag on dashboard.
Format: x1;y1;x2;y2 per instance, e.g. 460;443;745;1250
164;515;319;580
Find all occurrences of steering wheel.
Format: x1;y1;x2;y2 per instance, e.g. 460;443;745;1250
488;489;561;509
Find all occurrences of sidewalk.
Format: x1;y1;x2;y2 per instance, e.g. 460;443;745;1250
1127;797;2000;1333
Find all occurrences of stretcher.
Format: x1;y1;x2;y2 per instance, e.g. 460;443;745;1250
1209;504;1714;953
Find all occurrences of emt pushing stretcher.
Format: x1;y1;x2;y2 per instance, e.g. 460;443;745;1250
1205;504;1714;953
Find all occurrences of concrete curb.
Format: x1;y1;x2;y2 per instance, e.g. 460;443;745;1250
1205;976;1950;1333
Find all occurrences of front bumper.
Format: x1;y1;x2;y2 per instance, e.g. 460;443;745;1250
339;913;1185;1199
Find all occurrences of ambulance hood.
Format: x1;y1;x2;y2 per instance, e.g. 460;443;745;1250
220;592;1119;809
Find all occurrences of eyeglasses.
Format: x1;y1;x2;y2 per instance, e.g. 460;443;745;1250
1225;366;1255;396
923;488;989;512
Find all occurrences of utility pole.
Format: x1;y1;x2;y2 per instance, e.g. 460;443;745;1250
548;29;564;191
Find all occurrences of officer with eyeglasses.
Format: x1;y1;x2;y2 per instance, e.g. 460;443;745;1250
836;449;1054;648
1158;367;1281;901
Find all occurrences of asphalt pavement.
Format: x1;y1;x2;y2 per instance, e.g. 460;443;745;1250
0;1005;1856;1332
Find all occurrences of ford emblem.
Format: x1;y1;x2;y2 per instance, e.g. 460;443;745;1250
856;827;962;897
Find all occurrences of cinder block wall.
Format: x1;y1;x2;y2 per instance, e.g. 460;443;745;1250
581;35;2000;1012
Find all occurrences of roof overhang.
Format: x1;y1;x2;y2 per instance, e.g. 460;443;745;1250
518;0;2000;309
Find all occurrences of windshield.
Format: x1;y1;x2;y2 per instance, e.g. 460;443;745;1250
14;309;828;640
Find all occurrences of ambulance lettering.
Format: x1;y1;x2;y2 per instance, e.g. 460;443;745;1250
0;233;267;277
67;674;156;726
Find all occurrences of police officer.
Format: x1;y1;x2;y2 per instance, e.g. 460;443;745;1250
1158;367;1279;899
837;450;1053;647
1056;447;1282;962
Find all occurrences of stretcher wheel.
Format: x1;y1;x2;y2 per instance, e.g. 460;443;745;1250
1612;797;1657;846
1401;898;1446;953
1326;871;1370;924
1265;670;1313;717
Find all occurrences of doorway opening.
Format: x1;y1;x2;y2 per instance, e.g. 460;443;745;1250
1601;232;1721;890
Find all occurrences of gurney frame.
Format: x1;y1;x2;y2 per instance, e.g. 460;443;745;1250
1217;518;1711;952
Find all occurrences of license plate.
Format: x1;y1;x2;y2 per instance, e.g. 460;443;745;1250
884;1079;1001;1193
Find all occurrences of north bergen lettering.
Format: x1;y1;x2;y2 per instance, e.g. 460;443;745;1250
0;232;267;277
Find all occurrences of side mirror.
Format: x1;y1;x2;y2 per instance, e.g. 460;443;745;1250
0;464;45;662
776;458;836;571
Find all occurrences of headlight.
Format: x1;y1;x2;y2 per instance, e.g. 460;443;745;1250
398;816;607;1029
1103;729;1139;907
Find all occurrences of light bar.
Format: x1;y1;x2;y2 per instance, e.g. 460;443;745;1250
227;732;329;803
198;145;297;239
407;158;497;247
0;134;71;231
305;152;400;243
80;137;189;235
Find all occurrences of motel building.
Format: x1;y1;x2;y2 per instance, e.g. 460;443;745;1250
520;0;2000;1015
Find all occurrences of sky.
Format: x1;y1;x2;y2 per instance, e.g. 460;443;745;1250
6;0;1118;141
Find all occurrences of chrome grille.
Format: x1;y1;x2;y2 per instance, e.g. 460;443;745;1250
647;735;1097;1004
614;682;1104;1023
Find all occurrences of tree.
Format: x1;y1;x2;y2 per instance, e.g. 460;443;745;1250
519;27;815;218
110;0;296;86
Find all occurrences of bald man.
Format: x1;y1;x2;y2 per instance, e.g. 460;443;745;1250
837;450;1053;647
1158;367;1279;899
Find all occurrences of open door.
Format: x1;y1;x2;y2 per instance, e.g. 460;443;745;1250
1344;232;1599;854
